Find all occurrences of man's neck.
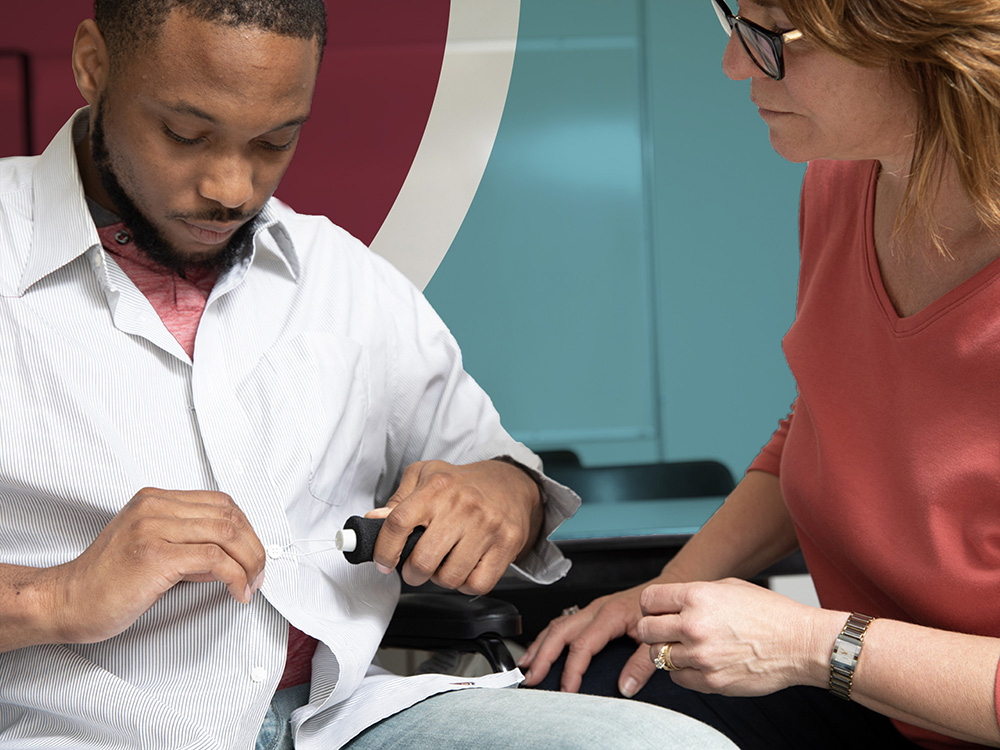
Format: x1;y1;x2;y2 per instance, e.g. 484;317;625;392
86;196;121;229
73;116;118;216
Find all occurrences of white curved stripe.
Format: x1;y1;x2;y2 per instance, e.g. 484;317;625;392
368;0;520;290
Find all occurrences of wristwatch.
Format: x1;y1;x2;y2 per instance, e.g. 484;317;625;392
829;612;875;700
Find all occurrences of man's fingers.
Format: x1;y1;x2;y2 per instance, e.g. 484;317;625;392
119;489;266;602
423;534;505;593
171;542;262;603
376;497;508;586
382;462;425;512
130;513;265;587
52;489;267;645
374;458;538;589
452;548;510;596
371;502;429;573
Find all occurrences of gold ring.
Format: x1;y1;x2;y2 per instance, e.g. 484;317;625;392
653;643;679;671
561;605;581;617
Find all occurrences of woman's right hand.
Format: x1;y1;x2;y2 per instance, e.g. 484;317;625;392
518;582;662;697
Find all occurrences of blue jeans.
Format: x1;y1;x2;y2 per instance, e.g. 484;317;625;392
257;683;736;750
256;683;311;750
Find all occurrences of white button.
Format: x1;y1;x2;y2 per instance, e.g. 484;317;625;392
250;666;267;683
266;544;284;560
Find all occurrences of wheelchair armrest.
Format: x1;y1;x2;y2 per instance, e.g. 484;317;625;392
384;592;522;673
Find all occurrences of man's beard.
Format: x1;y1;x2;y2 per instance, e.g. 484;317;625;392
91;100;256;275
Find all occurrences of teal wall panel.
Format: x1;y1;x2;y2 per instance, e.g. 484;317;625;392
646;3;804;473
427;1;660;462
426;1;805;477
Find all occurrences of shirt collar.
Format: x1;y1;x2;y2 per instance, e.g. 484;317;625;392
20;107;300;294
20;108;102;294
249;201;301;281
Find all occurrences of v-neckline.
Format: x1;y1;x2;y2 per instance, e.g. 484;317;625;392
862;161;1000;335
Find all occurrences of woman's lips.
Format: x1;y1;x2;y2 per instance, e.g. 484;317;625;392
754;101;794;119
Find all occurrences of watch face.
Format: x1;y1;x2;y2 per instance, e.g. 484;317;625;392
832;639;861;669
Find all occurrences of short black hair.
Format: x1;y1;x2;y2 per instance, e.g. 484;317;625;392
94;0;327;65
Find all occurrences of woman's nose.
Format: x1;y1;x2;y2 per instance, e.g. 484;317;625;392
721;31;757;82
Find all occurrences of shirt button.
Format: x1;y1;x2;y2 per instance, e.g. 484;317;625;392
114;230;131;245
266;544;284;560
250;666;267;683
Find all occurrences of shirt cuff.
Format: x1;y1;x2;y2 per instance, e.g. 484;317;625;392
492;452;580;585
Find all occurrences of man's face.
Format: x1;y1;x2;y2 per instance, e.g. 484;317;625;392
89;9;319;270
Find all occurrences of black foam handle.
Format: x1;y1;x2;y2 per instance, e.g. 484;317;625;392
342;515;425;566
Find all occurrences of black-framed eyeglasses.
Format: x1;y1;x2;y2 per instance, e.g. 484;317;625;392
712;0;803;80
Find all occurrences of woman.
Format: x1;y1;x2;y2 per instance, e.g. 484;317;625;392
520;2;1000;748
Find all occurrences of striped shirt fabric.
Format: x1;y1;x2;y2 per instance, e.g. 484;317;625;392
0;110;578;750
96;218;319;692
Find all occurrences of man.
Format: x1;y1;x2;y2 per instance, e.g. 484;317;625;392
0;1;736;748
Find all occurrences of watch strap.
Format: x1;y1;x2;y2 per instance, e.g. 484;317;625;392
829;612;875;701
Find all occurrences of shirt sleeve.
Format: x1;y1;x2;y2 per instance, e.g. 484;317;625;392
371;252;576;584
747;398;798;477
490;453;579;585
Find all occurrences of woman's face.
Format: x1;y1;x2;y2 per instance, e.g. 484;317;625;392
723;1;918;172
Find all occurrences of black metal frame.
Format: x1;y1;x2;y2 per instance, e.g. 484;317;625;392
385;593;522;673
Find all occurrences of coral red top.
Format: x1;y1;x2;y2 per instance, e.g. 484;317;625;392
749;159;1000;749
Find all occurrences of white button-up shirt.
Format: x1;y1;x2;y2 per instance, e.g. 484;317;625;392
0;111;577;750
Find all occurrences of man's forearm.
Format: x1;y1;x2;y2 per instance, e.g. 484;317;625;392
0;563;59;653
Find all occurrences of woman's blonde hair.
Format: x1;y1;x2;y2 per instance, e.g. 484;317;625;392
784;1;1000;250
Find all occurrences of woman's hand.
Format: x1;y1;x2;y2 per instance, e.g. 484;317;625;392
638;578;836;697
519;583;662;696
519;471;804;697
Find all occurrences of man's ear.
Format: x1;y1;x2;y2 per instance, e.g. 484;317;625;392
72;19;109;105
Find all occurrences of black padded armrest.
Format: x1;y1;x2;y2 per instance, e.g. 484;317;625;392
384;593;522;673
387;593;521;640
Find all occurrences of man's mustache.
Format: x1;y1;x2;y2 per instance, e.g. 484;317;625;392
169;208;255;224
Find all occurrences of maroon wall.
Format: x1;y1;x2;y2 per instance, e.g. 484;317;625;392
0;1;449;244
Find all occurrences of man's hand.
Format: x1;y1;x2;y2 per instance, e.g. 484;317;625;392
368;459;543;595
37;488;266;647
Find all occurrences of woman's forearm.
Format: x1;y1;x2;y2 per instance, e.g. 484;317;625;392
849;617;1000;746
657;469;800;584
640;575;1000;746
675;473;1000;744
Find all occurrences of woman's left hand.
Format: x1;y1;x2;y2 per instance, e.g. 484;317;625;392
638;578;840;697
